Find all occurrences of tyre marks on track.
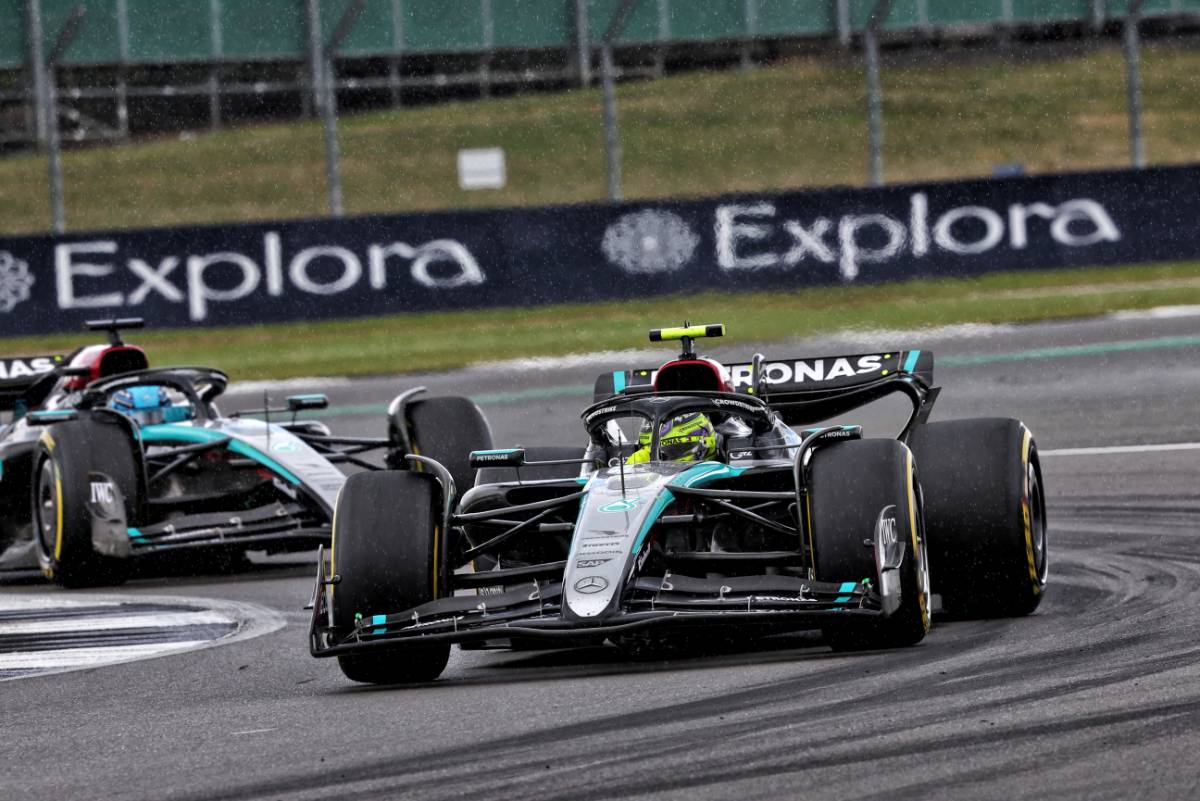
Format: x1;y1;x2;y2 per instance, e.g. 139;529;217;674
0;596;241;681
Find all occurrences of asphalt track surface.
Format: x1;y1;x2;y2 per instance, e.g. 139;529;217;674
2;311;1199;800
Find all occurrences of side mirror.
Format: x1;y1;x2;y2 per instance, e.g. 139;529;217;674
469;448;526;469
26;409;80;426
287;394;329;412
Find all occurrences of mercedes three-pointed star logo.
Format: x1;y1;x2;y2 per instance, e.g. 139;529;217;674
573;576;609;594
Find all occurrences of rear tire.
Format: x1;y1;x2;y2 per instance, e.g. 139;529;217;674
809;439;930;651
331;471;450;684
408;396;493;501
909;418;1047;618
31;418;138;588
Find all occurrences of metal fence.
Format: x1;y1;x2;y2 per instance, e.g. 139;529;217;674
4;0;1200;67
3;0;1198;233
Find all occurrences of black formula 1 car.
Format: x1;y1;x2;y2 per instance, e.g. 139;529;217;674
0;319;492;587
310;323;1048;684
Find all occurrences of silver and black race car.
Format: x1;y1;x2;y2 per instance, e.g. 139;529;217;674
0;318;491;587
310;323;1048;684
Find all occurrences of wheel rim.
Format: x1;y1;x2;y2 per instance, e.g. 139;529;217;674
1027;457;1048;583
914;489;932;629
35;459;58;558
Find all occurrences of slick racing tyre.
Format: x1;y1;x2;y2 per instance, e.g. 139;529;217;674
331;471;450;684
31;417;138;588
408;396;493;501
909;418;1047;618
809;438;931;651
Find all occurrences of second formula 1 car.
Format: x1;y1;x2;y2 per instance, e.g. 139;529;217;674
0;318;492;587
310;323;1048;683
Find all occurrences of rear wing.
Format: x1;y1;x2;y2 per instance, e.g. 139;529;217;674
0;355;67;413
593;350;937;432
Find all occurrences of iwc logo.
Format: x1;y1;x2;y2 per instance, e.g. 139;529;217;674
0;251;34;313
602;210;699;275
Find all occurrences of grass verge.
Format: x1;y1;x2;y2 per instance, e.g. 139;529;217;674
2;261;1198;380
1;44;1199;235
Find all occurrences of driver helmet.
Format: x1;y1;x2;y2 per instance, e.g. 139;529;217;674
627;412;717;464
110;385;190;426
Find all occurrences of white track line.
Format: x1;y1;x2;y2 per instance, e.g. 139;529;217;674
0;641;209;671
0;610;233;636
1041;442;1200;457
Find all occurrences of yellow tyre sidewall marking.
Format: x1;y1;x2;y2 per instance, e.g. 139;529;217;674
1020;427;1042;595
906;449;929;633
329;487;341;606
37;433;64;569
53;462;64;561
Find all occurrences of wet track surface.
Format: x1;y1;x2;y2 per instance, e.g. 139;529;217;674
2;311;1199;800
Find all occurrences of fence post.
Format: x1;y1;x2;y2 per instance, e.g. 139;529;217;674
309;0;366;218
26;0;48;145
837;0;852;47
1123;0;1148;168
42;4;84;234
574;0;591;86
209;0;223;130
600;0;642;202
864;0;892;187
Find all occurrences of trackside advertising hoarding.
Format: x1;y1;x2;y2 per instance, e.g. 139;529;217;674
0;165;1197;336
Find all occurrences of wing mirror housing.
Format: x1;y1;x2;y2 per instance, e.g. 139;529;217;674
469;449;526;469
287;394;329;412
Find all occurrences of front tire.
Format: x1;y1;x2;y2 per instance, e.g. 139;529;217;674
408;396;493;502
909;418;1048;618
809;438;931;651
31;418;138;588
331;471;450;684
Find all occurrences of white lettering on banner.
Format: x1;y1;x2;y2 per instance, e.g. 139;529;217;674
711;193;1121;280
48;233;487;322
782;219;835;265
127;257;183;304
409;240;485;289
289;247;362;295
187;252;261;321
0;357;57;380
933;206;1005;255
838;214;907;280
715;203;779;269
55;241;123;309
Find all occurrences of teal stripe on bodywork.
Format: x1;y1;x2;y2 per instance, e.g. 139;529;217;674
370;613;386;635
902;350;921;373
612;371;626;393
630;492;676;554
835;580;858;603
139;424;302;485
629;462;748;553
0;458;4;481
126;527;143;540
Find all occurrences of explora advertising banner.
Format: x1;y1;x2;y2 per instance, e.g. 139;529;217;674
1;164;1198;336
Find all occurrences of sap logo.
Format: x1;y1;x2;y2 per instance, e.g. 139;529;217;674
0;357;58;381
90;482;115;504
729;355;884;388
575;558;612;569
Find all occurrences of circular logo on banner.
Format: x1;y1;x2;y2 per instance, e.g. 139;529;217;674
0;252;34;314
602;210;699;275
574;576;610;594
